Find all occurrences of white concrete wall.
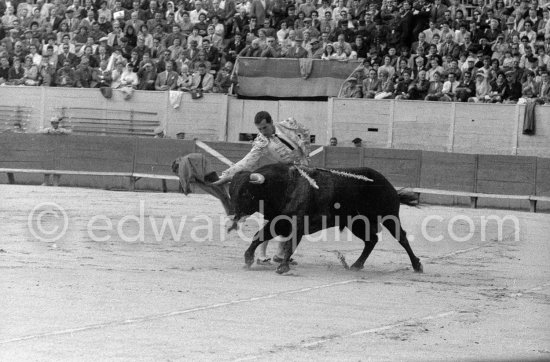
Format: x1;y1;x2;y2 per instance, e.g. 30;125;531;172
1;86;549;157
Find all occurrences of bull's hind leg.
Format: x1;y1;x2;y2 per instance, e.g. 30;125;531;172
349;224;379;271
382;217;423;273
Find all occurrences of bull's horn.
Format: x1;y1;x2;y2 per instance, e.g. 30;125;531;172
249;173;265;184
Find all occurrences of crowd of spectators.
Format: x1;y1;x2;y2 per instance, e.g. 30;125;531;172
0;0;550;101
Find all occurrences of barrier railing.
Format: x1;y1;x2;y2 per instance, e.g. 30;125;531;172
1;134;549;212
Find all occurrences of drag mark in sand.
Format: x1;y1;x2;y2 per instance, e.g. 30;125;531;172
0;279;361;345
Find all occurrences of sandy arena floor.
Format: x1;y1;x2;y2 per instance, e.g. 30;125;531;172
1;185;549;361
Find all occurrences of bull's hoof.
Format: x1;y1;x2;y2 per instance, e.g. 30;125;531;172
244;252;254;268
413;261;423;273
276;264;290;274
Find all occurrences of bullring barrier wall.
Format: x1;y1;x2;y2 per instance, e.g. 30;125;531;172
1;134;549;211
1;86;549;157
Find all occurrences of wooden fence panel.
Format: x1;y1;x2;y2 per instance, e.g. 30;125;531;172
55;135;135;173
420;151;477;192
536;157;550;196
0;134;55;169
362;148;422;187
476;155;537;195
134;139;195;175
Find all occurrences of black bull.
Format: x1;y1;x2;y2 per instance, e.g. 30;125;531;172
226;164;423;275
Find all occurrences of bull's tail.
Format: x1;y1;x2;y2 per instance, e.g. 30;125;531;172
398;189;419;207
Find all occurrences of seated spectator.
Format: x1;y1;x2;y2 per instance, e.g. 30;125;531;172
74;56;94;87
331;43;348;61
239;38;263;57
536;70;550;104
285;35;309;58
261;37;280;58
518;70;540;104
177;64;193;90
362;68;380;98
425;71;444;101
488;71;507;103
213;62;235;93
39;55;57;86
0;56;10;85
22;54;39;85
502;71;522;103
110;61;126;88
154;60;178;90
138;61;158;90
374;70;395;100
407;70;430;100
118;63;139;88
394;70;414;100
427;56;444;81
341;76;363;98
454;71;475;102
92;59;112;87
321;43;336;60
308;38;324;59
190;62;214;92
468;71;492;102
55;58;76;87
378;55;395;79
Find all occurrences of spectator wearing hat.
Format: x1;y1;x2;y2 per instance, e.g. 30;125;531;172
285;33;309;58
41;117;71;186
503;16;519;44
341;76;363;98
352;137;362;147
468;70;492;102
64;8;80;33
308;37;324;59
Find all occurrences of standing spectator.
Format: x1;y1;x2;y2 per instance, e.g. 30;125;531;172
42;117;71;187
250;0;272;25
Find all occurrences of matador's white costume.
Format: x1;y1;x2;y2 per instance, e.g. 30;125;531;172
221;117;311;179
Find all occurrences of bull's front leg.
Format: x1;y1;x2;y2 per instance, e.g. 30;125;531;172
244;221;277;268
